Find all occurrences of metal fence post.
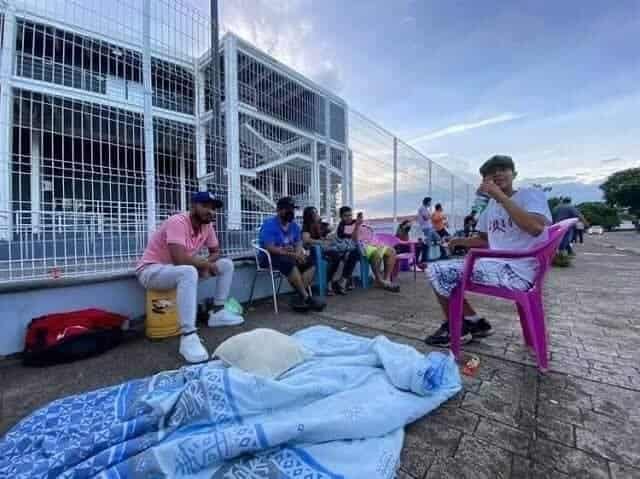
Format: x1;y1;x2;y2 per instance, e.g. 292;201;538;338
0;3;16;240
428;159;432;197
142;0;156;238
450;174;455;229
392;136;398;227
223;35;242;229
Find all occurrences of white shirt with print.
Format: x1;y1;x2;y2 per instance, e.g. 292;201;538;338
476;188;552;284
417;206;433;229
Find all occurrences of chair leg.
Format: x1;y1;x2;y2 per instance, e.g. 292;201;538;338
248;268;259;309
518;297;548;372
530;294;549;371
448;286;464;360
516;302;534;348
270;271;279;314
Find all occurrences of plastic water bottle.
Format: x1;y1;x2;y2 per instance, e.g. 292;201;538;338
473;192;490;214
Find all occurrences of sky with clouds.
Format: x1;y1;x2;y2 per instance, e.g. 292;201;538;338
193;0;640;203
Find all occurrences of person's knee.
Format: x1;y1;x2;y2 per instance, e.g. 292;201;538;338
216;257;234;275
176;265;199;284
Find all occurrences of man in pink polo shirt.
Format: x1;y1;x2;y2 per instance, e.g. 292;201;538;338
137;192;243;363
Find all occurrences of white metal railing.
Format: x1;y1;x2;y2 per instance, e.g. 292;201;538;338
0;208;276;284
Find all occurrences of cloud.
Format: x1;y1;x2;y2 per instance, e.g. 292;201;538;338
601;157;624;165
216;0;344;92
408;113;525;144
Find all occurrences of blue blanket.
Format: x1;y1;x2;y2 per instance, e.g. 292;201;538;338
0;326;461;478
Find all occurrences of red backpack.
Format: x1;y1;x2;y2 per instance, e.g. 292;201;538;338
24;309;127;366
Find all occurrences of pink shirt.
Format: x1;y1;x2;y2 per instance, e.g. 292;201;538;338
137;213;218;271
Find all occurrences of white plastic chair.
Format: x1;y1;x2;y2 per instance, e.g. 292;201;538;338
248;239;283;313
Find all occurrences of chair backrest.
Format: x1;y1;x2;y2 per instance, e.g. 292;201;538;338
251;238;269;272
531;218;578;286
373;232;401;247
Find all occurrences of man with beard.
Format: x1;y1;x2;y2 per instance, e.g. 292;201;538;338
259;197;325;313
137;192;243;363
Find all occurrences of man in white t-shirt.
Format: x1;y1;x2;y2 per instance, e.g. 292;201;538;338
425;155;552;346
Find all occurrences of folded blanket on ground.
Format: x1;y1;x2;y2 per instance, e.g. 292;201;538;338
0;325;461;479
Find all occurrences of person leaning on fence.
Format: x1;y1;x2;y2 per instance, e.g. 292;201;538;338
432;203;450;259
136;192;244;364
259;197;326;313
424;155;552;347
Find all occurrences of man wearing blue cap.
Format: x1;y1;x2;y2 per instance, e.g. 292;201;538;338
137;192;243;363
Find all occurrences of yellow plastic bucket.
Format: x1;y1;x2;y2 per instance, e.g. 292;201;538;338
145;289;180;339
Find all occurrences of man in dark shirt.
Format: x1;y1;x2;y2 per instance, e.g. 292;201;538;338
553;198;588;255
259;197;325;312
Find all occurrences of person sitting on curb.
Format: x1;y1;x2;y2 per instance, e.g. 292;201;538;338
337;207;400;292
424;155;551;347
137;192;244;363
259;197;326;313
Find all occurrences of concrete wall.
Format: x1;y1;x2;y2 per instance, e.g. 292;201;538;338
0;262;292;356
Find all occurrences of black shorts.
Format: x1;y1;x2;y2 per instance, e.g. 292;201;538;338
260;254;314;276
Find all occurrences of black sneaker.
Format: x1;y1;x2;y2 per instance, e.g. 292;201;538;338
465;318;493;338
290;296;310;313
332;281;347;295
306;295;326;312
424;321;472;347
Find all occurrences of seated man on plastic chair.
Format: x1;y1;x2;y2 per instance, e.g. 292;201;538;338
137;192;244;364
259;197;326;313
424;155;552;347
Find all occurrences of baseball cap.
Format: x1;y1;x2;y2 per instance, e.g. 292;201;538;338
191;191;223;208
276;196;296;210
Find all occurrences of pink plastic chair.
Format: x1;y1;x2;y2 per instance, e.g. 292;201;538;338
449;218;577;371
373;232;417;281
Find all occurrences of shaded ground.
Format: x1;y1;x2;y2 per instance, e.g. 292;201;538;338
1;237;639;478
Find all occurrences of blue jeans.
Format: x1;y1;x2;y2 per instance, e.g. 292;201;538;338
559;226;575;254
421;227;442;262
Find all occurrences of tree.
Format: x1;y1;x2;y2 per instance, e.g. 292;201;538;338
600;168;640;216
577;202;620;231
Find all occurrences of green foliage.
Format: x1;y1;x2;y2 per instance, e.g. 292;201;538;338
600;168;640;216
577;202;620;231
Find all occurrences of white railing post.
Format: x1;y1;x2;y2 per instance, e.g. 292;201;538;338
392;136;398;227
30;131;41;233
195;62;207;191
342;106;350;207
223;34;241;229
142;0;156;238
311;140;320;209
450;174;455;228
428;159;432;197
0;3;16;241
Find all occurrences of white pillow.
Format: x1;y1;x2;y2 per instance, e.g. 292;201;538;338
213;328;310;379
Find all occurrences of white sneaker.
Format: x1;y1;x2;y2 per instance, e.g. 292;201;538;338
208;309;245;328
179;333;209;363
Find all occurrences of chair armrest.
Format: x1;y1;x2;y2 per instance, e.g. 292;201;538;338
460;246;545;290
466;248;540;261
